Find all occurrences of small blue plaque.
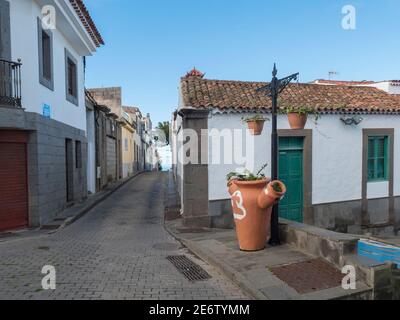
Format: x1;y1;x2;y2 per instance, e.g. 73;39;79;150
43;104;51;118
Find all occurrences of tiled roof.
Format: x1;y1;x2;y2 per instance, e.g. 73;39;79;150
180;77;400;114
69;0;104;47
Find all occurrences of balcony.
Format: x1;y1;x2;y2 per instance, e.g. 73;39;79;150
0;59;22;108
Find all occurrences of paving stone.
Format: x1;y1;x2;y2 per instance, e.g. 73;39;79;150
0;173;248;300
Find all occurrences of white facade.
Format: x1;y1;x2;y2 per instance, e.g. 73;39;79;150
158;145;172;171
206;113;400;204
171;113;184;204
9;0;98;131
86;106;96;194
314;79;400;95
368;81;400;95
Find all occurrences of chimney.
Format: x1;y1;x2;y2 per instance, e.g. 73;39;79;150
184;67;205;79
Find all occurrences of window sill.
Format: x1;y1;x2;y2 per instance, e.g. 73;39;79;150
39;78;54;91
66;94;78;106
367;179;389;183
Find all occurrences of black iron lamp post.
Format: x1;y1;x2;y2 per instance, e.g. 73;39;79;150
258;64;299;246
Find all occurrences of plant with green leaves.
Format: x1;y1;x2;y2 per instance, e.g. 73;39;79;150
284;106;321;123
271;181;283;192
242;114;270;123
227;163;268;182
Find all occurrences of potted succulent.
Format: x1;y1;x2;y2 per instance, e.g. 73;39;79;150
242;114;269;136
285;106;320;130
227;164;287;251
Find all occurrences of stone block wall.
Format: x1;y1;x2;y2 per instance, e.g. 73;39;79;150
0;108;87;227
181;110;210;228
208;196;399;235
88;88;122;117
26;113;87;225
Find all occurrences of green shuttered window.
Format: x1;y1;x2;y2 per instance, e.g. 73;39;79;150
368;136;389;181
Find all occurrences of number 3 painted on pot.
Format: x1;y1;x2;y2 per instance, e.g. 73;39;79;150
231;191;247;221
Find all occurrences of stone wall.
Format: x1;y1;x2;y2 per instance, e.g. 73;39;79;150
280;219;400;300
181;109;210;228
208;196;399;235
0;108;87;226
209;199;235;229
93;108;122;191
88;88;122;117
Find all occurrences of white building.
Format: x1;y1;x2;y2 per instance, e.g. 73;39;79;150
0;0;103;231
172;70;400;235
158;145;172;171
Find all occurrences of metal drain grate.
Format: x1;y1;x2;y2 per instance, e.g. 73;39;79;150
167;255;212;281
271;259;343;294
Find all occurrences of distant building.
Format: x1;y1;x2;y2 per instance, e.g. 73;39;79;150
87;88;156;187
121;110;136;178
123;106;143;173
158;145;172;171
85;91;122;193
88;88;124;182
143;113;155;171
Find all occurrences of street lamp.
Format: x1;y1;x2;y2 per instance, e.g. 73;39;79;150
257;64;299;246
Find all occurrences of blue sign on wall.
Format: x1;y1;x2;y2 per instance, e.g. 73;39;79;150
42;104;51;118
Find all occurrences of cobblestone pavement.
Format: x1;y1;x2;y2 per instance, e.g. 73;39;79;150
0;172;248;300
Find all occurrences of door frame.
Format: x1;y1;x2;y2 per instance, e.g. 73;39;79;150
361;128;395;226
278;136;304;223
65;138;74;203
278;129;313;224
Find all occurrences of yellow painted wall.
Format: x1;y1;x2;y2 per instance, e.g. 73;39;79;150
122;125;135;178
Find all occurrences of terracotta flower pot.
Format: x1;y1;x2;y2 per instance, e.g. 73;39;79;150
258;180;287;209
246;120;265;136
228;179;273;251
288;113;308;130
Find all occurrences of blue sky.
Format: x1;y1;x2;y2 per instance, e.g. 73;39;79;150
84;0;400;125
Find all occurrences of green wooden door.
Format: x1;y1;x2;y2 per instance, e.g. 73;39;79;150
278;137;304;222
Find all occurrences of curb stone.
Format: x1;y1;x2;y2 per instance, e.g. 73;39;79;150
58;172;144;230
164;223;267;300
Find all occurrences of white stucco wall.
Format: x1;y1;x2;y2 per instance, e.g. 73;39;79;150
171;113;184;206
368;81;400;95
9;0;88;131
208;113;400;205
86;108;96;194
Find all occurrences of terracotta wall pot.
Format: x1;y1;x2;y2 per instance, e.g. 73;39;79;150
258;180;287;209
246;120;265;136
228;179;272;251
288;113;308;130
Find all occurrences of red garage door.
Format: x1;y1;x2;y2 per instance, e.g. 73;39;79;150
0;131;28;231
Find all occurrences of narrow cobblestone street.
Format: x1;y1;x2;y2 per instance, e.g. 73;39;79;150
0;172;248;300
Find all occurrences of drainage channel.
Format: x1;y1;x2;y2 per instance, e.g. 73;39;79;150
167;255;212;282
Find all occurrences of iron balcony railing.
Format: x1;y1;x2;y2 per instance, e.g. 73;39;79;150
0;59;22;108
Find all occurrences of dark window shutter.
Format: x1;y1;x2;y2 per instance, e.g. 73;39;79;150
42;32;52;80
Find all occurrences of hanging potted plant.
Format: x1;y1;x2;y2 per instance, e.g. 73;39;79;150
227;164;287;251
242;114;269;136
285;106;320;130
